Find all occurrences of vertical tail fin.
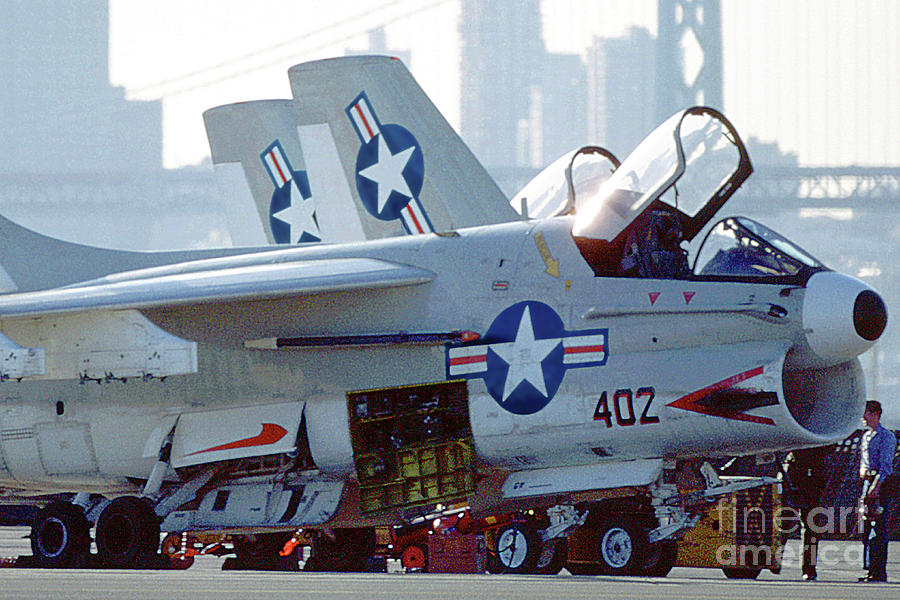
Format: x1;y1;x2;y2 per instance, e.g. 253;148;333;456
203;100;367;246
204;56;517;246
289;56;517;236
203;100;294;246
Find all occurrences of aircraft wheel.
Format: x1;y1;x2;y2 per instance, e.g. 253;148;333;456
566;561;600;576
487;521;542;574
95;496;160;568
400;544;427;571
30;501;91;568
307;528;375;572
595;517;647;576
722;566;761;579
535;538;568;575
641;540;677;577
232;532;299;571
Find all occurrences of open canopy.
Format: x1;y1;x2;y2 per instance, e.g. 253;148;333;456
511;146;621;220
572;106;752;244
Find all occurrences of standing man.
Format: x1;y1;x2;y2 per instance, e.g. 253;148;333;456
785;445;833;581
859;400;897;582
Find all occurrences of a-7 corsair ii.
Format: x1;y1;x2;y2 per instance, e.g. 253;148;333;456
0;57;886;574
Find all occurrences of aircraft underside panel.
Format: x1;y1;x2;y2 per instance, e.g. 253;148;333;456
0;309;197;382
501;459;663;499
170;401;304;468
160;480;344;531
0;330;43;379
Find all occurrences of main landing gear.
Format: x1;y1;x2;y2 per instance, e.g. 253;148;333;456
594;516;648;576
94;496;162;569
29;495;165;569
30;501;91;568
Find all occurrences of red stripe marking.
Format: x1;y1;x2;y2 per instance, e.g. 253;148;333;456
564;345;605;354
404;204;425;233
354;104;375;139
268;151;288;185
187;423;288;456
450;354;487;366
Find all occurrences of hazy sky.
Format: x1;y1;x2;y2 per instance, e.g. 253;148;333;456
109;0;899;169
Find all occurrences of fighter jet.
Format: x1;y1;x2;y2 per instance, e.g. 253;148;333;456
0;57;886;575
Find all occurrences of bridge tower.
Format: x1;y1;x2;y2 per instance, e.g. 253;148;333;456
655;0;723;121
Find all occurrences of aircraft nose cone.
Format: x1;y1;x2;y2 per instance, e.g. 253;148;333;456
854;289;887;341
802;272;887;365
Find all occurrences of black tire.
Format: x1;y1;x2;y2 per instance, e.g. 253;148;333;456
487;521;542;574
641;540;677;577
595;517;647;576
30;502;91;568
566;561;600;576
232;532;299;571
95;496;160;569
722;566;761;579
535;538;568;575
307;528;375;572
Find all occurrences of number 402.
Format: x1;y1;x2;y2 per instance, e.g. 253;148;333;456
592;387;659;428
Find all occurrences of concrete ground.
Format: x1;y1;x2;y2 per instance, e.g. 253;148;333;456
2;528;899;600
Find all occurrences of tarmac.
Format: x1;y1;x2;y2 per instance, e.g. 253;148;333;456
2;527;900;600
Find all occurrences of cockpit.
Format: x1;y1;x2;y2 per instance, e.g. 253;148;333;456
694;217;825;283
513;106;828;284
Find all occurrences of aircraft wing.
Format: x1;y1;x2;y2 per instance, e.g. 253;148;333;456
0;257;434;319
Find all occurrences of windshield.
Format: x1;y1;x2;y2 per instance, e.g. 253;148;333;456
512;146;620;219
694;217;826;281
572;107;750;243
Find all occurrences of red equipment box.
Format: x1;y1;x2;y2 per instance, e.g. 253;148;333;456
426;533;486;573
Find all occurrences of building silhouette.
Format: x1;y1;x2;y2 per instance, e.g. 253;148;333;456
459;0;544;170
587;27;657;158
0;0;161;175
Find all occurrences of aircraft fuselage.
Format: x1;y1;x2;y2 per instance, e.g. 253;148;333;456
0;217;862;499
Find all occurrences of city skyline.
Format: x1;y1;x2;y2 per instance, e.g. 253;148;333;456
106;0;900;170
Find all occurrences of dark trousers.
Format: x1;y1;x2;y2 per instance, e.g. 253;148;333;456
863;495;896;579
800;507;818;576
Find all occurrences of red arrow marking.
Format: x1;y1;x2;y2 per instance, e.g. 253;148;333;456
187;423;289;456
649;292;661;305
667;366;775;425
683;291;696;304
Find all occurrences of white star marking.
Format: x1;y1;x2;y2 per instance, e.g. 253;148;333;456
489;306;561;403
272;179;319;242
358;134;415;214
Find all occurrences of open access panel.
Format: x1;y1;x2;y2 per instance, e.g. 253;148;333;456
347;380;476;514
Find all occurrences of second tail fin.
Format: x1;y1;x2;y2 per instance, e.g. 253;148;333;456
204;100;368;246
204;56;518;246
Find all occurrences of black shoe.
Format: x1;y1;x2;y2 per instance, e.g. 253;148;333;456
858;574;887;582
